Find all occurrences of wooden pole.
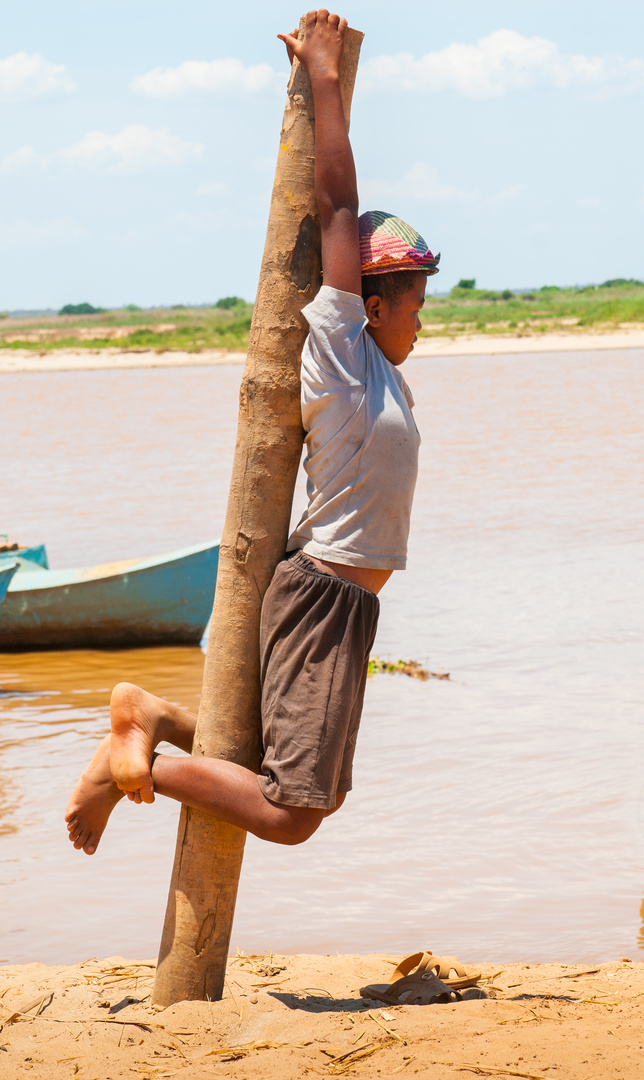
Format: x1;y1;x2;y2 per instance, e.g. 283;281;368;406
152;21;364;1007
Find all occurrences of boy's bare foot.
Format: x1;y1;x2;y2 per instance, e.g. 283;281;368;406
64;736;124;855
109;682;175;804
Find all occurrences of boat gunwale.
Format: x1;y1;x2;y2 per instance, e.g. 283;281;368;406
6;539;221;593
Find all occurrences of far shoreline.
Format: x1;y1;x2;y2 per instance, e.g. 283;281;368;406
1;326;644;374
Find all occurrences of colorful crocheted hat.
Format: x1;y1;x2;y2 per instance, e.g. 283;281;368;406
359;210;440;277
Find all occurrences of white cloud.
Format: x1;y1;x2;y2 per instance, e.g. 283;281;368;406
59;125;204;174
486;184;526;205
131;58;282;98
1;126;203;176
0;146;47;175
0;52;76;102
0;218;86;250
196;181;227;197
361;163;476;204
359;30;644;98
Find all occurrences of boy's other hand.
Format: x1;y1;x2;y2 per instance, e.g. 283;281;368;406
280;27;300;67
278;9;347;79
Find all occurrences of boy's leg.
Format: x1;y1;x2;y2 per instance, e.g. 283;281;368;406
67;682;345;852
66;738;344;855
150;754;330;845
65;682;198;855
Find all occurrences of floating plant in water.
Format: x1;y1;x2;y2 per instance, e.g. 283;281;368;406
367;657;450;681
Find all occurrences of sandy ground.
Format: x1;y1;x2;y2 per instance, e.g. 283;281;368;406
1;952;642;1078
2;327;644;373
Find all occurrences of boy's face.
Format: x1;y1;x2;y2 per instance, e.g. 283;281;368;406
363;272;428;366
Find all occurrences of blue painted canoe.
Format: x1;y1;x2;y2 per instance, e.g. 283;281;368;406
0;562;19;608
0;540;219;651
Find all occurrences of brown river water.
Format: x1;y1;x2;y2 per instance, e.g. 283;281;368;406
1;349;643;966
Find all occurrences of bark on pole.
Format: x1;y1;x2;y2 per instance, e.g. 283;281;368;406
152;21;364;1008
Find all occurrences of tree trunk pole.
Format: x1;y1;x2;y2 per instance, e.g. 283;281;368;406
152;22;363;1008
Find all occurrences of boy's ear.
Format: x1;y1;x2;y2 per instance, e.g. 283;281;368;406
364;294;385;326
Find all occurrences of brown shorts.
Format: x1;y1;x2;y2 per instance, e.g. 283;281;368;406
257;550;380;810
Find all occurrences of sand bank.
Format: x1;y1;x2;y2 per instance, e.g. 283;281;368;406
2;327;644;374
412;327;644;357
1;953;641;1078
0;348;247;374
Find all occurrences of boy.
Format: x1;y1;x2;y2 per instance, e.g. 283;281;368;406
65;9;439;856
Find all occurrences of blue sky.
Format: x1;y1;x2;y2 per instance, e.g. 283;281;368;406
2;0;643;308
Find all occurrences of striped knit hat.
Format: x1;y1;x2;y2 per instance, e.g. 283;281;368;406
359;210;440;277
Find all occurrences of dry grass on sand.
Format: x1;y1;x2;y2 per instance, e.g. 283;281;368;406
1;953;643;1078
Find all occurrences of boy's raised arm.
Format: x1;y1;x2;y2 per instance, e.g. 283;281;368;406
279;10;362;297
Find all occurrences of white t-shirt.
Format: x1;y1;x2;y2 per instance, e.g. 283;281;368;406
286;286;420;570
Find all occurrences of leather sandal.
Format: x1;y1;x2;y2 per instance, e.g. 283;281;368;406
360;952;463;1006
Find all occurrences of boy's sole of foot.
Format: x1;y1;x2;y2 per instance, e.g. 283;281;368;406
64;736;124;855
109;682;167;804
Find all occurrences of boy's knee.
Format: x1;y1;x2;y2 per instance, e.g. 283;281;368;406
277;795;346;842
270;807;325;846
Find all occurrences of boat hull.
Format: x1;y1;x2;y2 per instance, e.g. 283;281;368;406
0;542;219;651
0;563;18;607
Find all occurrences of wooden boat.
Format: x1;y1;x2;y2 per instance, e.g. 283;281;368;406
0;540;219;651
0;562;18;608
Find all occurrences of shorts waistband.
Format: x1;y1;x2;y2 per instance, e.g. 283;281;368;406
286;549;380;606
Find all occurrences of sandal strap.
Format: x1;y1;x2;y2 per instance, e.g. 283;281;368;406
427;955;481;986
389;951;432;983
427;955;468;980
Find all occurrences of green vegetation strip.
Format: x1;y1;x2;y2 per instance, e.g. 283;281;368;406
2;282;643;353
0;298;252;353
419;278;644;337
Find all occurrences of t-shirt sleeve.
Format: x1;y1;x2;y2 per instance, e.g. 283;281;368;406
301;285;369;384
